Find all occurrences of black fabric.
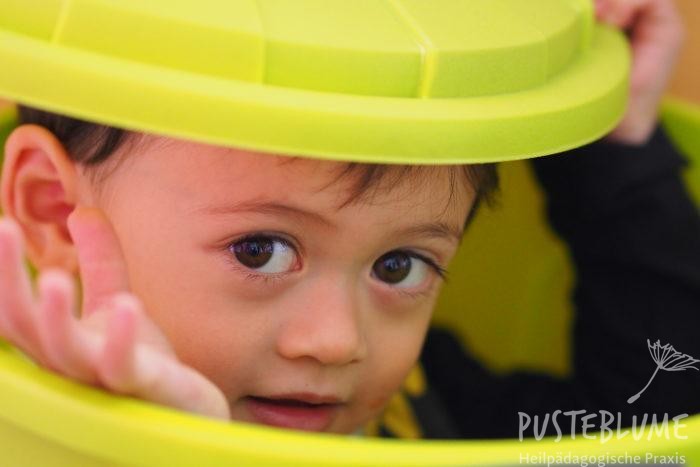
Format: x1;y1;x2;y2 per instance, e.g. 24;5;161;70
419;126;700;439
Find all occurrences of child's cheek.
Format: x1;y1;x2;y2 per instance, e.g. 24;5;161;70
362;336;424;413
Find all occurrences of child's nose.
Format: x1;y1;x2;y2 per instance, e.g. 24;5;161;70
274;277;368;366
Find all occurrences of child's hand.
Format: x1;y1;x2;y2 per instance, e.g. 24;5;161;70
595;0;685;145
0;208;230;421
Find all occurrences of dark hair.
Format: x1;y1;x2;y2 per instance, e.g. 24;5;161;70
17;105;499;230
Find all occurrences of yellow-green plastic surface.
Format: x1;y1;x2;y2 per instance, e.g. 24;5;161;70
0;0;629;164
0;337;699;467
1;101;699;465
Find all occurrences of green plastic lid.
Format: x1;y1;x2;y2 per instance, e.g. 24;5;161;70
0;0;629;164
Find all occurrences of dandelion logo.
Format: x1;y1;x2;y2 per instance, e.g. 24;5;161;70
627;339;700;404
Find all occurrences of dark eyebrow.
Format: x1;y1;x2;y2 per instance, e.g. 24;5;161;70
196;200;336;229
393;222;463;245
195;200;463;244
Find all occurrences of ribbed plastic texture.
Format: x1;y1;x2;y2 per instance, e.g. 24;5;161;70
0;0;628;163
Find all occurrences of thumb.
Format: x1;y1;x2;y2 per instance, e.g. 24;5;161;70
67;207;130;316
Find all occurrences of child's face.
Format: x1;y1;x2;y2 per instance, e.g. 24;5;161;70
78;134;473;434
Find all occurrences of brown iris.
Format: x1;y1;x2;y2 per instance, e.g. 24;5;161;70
373;251;412;284
231;237;275;269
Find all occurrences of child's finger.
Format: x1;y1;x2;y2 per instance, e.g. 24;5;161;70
596;0;684;144
37;270;99;383
128;353;230;420
594;0;642;29
97;296;229;420
67;207;131;317
627;0;684;93
165;365;231;420
0;218;39;349
97;295;138;393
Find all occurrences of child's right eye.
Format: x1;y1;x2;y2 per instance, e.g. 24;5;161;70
228;235;297;274
371;250;446;288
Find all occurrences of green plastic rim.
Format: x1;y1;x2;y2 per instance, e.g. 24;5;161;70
0;0;629;164
1;339;698;467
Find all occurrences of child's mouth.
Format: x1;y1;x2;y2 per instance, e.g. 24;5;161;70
244;395;342;431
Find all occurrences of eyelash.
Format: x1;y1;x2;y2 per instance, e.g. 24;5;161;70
225;233;296;285
244;272;286;285
225;235;450;289
399;250;450;283
386;251;449;300
395;289;434;300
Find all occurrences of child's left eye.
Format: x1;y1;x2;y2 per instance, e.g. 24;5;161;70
228;235;297;274
371;250;446;289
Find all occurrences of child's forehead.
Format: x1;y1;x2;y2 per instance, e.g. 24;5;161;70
125;134;456;200
90;134;471;252
141;134;332;168
105;133;471;226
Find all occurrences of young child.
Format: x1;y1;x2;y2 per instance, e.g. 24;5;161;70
0;0;690;436
0;104;500;435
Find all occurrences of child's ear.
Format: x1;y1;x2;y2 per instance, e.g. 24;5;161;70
1;124;80;273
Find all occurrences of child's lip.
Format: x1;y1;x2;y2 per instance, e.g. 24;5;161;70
261;392;344;405
244;394;344;431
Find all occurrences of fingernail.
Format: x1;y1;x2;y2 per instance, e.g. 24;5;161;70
67;207;102;242
595;0;609;19
39;268;73;290
110;293;141;313
68;206;99;226
0;218;22;249
0;217;20;235
67;206;88;229
66;208;84;241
